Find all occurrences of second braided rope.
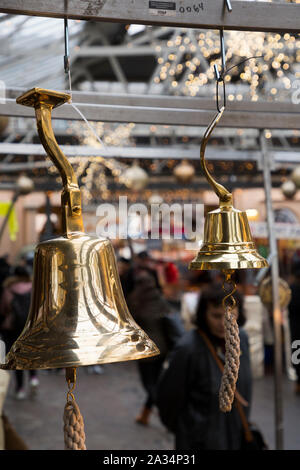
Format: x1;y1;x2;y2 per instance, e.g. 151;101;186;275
219;270;240;413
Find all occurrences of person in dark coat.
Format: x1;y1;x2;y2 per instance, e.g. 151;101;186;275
0;266;38;400
118;257;135;300
0;256;10;299
156;283;252;450
288;259;300;394
127;268;184;426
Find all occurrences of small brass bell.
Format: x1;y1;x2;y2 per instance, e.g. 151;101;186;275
189;204;268;270
189;106;268;414
1;88;159;370
189;107;268;272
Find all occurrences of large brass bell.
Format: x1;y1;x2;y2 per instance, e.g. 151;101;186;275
1;88;159;370
189;107;268;272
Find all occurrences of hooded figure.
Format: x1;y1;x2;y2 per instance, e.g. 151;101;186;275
156;283;252;450
0;266;38;400
127;268;184;426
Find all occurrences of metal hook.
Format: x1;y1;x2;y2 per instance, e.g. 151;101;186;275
66;367;77;401
200;106;232;205
214;29;227;112
64;18;70;74
214;30;226;81
225;0;232;13
220;30;226;77
216;79;226;113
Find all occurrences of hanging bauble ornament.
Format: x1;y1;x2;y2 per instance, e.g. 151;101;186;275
0;116;9;135
173;160;195;183
148;193;163;205
16;175;34;195
281;180;297;199
258;277;291;311
122;162;149;191
291;166;300;189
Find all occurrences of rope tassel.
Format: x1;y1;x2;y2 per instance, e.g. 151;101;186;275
63;367;86;450
219;270;240;413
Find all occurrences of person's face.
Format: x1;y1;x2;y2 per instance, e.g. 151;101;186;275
118;261;128;276
145;259;156;270
205;302;238;339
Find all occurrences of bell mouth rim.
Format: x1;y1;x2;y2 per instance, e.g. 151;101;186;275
1;346;160;370
189;255;268;271
189;263;268;271
200;241;256;249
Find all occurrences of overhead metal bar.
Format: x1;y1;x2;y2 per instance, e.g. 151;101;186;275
0;1;299;33
0;143;259;160
73;46;159;57
7;88;300;114
1;99;300;129
0;144;300;172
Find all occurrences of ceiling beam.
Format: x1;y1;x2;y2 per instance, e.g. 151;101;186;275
5;88;300;119
0;1;299;33
1;99;300;130
47;92;300;115
0;144;299;173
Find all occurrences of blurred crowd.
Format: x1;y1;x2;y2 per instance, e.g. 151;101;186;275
117;250;300;450
0;248;300;450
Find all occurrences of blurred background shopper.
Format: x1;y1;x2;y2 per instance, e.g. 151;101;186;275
156;284;252;450
288;258;300;394
0;266;38;399
127;267;184;426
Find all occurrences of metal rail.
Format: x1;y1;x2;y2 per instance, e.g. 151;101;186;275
0;1;299;33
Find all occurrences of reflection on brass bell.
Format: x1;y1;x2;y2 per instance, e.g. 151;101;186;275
189;107;268;272
1;88;159;370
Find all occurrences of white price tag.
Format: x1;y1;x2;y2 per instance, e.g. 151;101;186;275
149;1;176;16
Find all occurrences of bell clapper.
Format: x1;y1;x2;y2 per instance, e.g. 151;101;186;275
219;270;240;413
63;367;86;450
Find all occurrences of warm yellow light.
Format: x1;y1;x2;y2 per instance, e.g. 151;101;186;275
246;209;259;220
265;131;272;139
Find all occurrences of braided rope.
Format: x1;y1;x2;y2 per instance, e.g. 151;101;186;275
63;398;86;450
219;271;240;413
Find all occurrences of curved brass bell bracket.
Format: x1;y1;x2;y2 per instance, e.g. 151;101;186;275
200;106;232;207
16;88;84;238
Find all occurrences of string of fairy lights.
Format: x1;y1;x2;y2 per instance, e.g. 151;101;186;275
47;24;300;203
151;30;300;101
